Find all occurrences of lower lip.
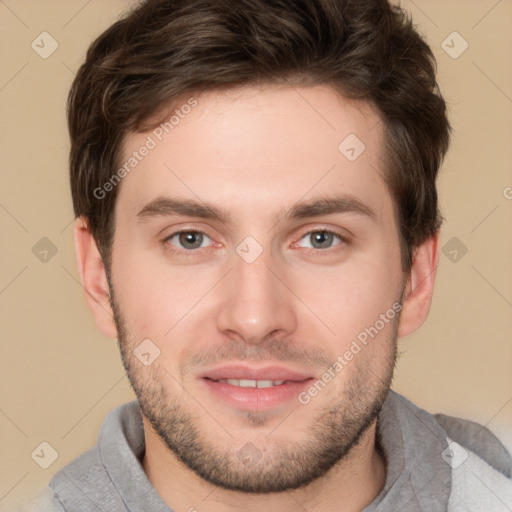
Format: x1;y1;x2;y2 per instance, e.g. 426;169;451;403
201;378;314;411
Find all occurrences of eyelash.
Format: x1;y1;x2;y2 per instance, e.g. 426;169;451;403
162;228;348;257
163;229;211;257
298;229;348;253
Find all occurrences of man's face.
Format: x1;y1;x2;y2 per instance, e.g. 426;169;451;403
109;85;405;492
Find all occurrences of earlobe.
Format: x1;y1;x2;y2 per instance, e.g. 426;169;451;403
398;232;440;338
73;217;118;339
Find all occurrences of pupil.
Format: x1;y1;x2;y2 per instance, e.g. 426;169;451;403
180;232;202;249
313;232;332;248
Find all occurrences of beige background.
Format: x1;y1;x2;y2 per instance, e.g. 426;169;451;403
1;0;511;510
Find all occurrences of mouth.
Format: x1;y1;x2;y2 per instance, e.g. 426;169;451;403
212;379;288;388
199;364;314;411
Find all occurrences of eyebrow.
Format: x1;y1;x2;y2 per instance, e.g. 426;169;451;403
137;194;376;224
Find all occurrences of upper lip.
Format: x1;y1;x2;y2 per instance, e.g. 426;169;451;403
200;364;313;382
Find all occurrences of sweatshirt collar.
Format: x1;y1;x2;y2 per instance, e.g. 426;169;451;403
99;390;452;512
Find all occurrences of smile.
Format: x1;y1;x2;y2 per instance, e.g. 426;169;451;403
214;379;286;388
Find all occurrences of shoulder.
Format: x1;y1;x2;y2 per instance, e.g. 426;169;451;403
49;444;103;489
46;401;144;510
445;436;512;511
15;447;103;511
434;413;512;478
433;414;512;511
17;487;65;512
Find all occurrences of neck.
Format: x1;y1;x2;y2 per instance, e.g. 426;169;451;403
142;418;386;512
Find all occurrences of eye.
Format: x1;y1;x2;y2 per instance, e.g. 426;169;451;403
296;230;345;250
164;230;213;251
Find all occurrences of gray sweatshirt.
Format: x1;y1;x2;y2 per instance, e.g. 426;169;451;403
24;390;512;511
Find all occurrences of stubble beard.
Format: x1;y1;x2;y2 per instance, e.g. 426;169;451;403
110;287;398;493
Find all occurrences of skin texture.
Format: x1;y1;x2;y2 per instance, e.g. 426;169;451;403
75;84;439;512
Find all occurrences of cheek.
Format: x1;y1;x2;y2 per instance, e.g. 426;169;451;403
311;267;400;393
110;242;225;351
292;251;402;349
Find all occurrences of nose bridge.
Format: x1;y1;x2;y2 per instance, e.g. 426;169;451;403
216;244;297;343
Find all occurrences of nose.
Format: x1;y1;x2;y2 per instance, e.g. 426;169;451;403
215;248;298;345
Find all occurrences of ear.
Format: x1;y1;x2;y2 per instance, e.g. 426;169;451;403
73;217;118;339
398;232;439;338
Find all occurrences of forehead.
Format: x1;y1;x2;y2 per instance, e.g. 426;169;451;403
115;84;390;223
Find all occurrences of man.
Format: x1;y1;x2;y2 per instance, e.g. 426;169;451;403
35;0;512;510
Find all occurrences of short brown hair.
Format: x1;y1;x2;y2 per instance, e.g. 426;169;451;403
68;0;450;272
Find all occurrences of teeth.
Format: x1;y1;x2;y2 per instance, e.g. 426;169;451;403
256;380;285;388
217;379;286;387
256;380;278;388
238;379;257;387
